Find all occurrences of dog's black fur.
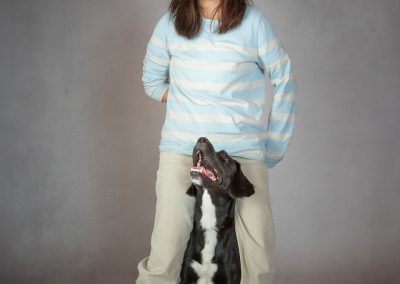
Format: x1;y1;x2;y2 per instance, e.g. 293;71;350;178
179;137;255;284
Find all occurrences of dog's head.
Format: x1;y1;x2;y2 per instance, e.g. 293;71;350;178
187;137;255;199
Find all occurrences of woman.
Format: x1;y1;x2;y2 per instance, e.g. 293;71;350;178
137;0;297;283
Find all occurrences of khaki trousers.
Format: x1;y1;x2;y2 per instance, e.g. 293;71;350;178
137;151;276;284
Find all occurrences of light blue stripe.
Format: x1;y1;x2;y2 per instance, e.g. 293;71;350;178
267;119;294;134
271;80;297;93
169;82;266;99
160;135;266;153
147;44;169;59
163;119;266;134
266;139;289;153
143;58;169;72
266;157;280;168
268;60;292;78
159;142;268;163
172;51;256;62
271;100;296;113
167;98;264;118
169;65;264;83
260;48;285;66
152;12;171;39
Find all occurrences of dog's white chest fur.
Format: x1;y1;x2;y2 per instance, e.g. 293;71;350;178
191;189;218;284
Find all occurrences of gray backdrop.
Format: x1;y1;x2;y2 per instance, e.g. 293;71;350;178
1;0;399;283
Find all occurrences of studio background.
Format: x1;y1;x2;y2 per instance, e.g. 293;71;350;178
1;0;399;283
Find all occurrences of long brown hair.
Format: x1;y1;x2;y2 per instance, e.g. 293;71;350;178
169;0;254;39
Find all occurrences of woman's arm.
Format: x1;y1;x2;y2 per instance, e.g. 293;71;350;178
257;13;298;168
142;13;171;102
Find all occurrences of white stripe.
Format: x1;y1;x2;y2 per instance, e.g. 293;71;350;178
145;50;170;66
162;129;268;143
170;77;265;92
266;151;284;159
265;54;290;71
191;189;218;284
269;112;295;122
231;150;285;160
149;35;166;50
271;73;294;85
231;149;268;159
170;57;257;71
169;92;265;108
258;37;280;56
274;92;295;102
145;86;156;95
266;131;292;142
166;110;262;125
169;41;258;57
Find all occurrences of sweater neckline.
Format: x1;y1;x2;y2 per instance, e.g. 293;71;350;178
201;16;220;23
201;17;220;33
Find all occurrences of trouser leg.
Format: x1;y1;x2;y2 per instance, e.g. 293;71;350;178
234;157;277;284
137;151;194;284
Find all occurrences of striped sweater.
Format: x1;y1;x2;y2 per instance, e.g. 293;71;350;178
142;5;297;168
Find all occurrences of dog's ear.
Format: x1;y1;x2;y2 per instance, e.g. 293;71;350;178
186;184;198;197
229;161;255;198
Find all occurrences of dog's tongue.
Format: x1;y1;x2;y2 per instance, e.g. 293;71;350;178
190;166;215;180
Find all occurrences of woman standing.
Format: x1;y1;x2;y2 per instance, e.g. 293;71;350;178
137;0;297;283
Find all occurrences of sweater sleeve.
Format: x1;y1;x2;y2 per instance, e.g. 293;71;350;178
142;13;171;102
256;13;297;169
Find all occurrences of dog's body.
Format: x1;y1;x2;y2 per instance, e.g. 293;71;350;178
180;137;255;284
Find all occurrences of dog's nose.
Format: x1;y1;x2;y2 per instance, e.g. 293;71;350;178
197;137;209;144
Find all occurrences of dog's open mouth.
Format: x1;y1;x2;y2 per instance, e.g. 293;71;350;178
190;150;220;183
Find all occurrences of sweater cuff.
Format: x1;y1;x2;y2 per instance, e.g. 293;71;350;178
266;157;279;169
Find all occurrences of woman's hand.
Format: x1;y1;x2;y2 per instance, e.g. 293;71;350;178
161;89;169;103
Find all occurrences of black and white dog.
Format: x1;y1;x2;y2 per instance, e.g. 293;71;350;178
180;137;255;284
